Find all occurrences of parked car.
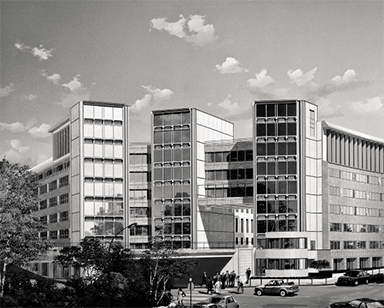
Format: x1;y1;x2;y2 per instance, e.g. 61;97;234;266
192;294;239;308
370;273;384;284
253;279;299;297
336;270;371;286
330;297;384;308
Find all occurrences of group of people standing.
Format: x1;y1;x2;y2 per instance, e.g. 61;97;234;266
199;268;250;294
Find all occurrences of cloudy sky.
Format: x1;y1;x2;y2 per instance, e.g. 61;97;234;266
1;1;383;167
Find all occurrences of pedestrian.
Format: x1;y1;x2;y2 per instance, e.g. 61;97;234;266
200;271;208;287
225;270;230;287
176;287;186;307
236;276;244;294
246;267;251;284
221;272;226;289
230;270;236;287
207;277;214;294
214;279;222;294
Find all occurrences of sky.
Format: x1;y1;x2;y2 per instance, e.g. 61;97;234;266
1;0;383;167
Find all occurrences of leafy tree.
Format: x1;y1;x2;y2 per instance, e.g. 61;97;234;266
0;158;51;299
310;259;330;269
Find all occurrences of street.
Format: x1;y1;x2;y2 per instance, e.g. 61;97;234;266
181;283;384;308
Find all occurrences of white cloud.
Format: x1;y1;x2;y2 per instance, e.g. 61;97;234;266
15;42;53;61
10;139;29;152
57;75;90;108
25;94;37;101
331;69;357;85
288;67;317;86
349;96;383;114
0;121;28;133
28;123;51;138
41;71;61;84
218;95;241;113
216;57;249;74
2;139;30;163
150;15;217;47
0;83;15;97
247;69;274;89
131;85;174;113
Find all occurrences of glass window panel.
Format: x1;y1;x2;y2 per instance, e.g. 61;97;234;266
257;162;266;175
164;167;172;179
114;164;122;178
238;150;245;161
154;131;162;144
173;130;181;143
267;104;275;117
288;200;297;213
287;123;296;135
257;124;266;136
278;200;287;213
230;151;237;162
278;123;286;136
288;162;296;174
257;182;266;194
288;219;297;231
94;144;103;157
84;221;94;236
256;104;266;117
215;152;223;162
104;221;114;235
113;108;123;120
94;106;102;119
257;143;266;156
183;203;190;216
164;223;172;234
173;148;181;161
175;203;182;216
164;149;172;162
84;162;94;177
287;103;296;116
163;114;172;125
181;112;190;124
114;145;123;158
114;126;123;139
267;143;275;155
268;220;276;232
104;164;113;177
267;201;276;213
182;130;190;142
182;148;190;161
267;181;276;194
94;125;103;138
164;204;173;216
85;183;94;195
279;220;287;231
105;144;113;157
246;168;253;179
223;152;230;162
154;186;162;199
115;183;123;196
267;162;275;174
164;185;173;198
257;220;266;233
278;162;286;174
84;201;94;216
278;104;286;116
154;168;162;181
154;114;163;126
287;142;296;155
84;143;93;157
95;163;103;177
104;107;113;119
95;183;103;196
288;181;297;193
267;124;276;136
278;143;286;155
95;201;104;215
174;167;182;179
84;105;94;118
84;124;94;138
163;131;172;143
174;222;182;234
246;150;253;161
278;181;287;194
182;184;190;197
94;221;104;235
183;222;190;234
173;113;182;125
105;125;113;139
154;150;162;162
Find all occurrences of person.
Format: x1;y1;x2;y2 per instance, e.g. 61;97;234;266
214;279;222;294
245;267;251;284
207;277;214;294
229;270;236;287
225;270;230;287
176;287;186;307
200;271;208;287
236;276;244;294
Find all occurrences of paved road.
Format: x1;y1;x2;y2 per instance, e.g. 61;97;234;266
177;283;384;308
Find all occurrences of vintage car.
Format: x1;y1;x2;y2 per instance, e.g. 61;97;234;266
253;279;299;297
192;294;239;308
330;298;384;308
336;270;371;286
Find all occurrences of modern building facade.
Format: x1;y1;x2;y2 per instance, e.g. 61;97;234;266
29;99;384;280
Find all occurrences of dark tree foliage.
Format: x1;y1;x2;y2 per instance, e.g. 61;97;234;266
310;259;330;269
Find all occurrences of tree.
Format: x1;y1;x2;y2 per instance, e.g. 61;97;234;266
0;158;51;300
310;260;330;269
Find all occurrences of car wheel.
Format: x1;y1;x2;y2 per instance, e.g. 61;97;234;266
255;289;263;296
279;290;287;297
354;280;358;286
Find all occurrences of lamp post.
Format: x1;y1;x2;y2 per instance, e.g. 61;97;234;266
187;277;194;308
108;222;138;254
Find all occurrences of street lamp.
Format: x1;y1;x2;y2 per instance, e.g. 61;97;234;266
108;222;138;254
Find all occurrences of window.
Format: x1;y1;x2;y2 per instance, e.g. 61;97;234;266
330;241;340;249
59;175;69;188
59;193;69;205
42;263;48;276
40;216;47;225
60;229;69;239
329;169;339;178
60;211;69;222
40;200;47;210
330;222;341;232
39;184;47;195
50;230;58;239
49;197;57;207
309;110;315;137
329;186;340;196
49;214;57;223
49;180;57;191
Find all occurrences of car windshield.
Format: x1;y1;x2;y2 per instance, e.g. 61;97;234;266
349;300;384;308
345;271;359;277
210;297;224;304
